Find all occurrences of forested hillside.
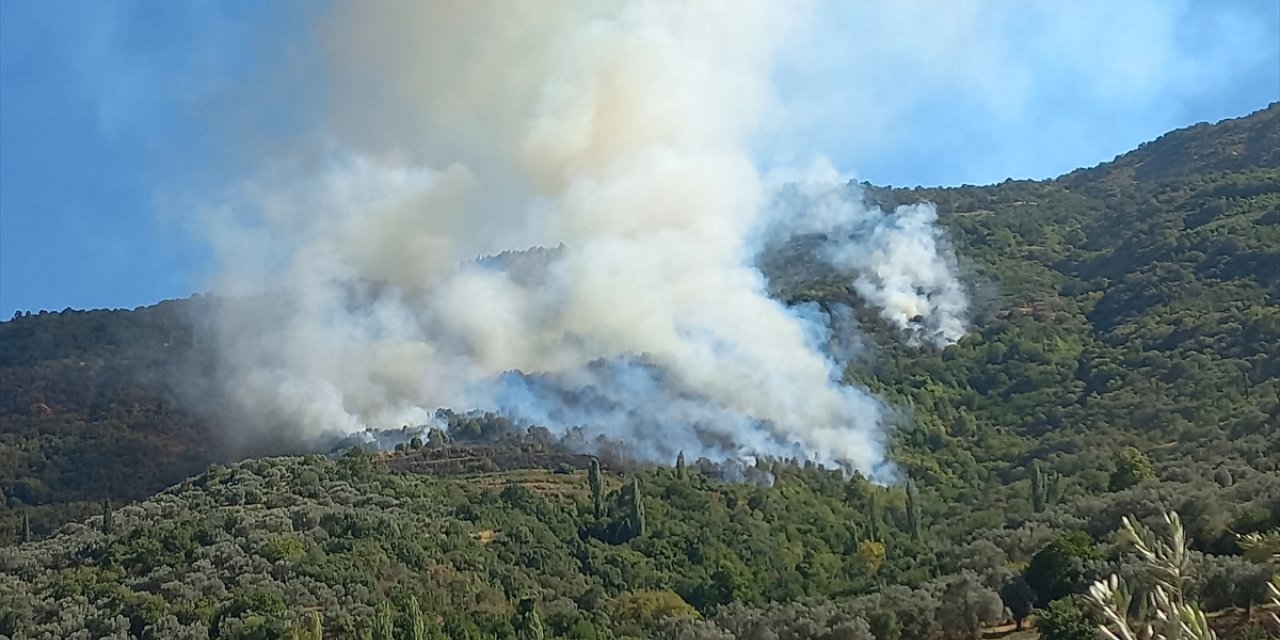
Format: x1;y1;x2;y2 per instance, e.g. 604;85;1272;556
1;105;1277;639
0;299;224;538
843;104;1279;538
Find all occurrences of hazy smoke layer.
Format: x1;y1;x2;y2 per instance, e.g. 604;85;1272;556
203;1;969;474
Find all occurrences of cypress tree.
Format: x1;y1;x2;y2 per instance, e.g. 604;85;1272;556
20;512;31;543
588;458;603;520
630;476;646;538
407;595;427;640
102;499;114;535
905;479;921;542
1046;470;1063;506
373;602;395;640
515;598;545;640
675;450;686;480
306;613;323;640
1031;461;1062;512
868;491;881;542
288;612;324;640
1031;461;1046;513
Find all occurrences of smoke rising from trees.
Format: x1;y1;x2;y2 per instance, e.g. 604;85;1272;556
200;0;969;475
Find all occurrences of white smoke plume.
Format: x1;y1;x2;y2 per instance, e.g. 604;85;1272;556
766;163;969;347
201;0;969;475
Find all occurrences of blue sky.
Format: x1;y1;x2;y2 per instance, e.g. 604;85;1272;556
2;0;1278;318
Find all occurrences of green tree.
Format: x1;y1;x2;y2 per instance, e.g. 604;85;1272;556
1046;471;1063;507
699;563;749;609
867;610;901;640
426;427;450;448
0;602;19;638
1025;531;1099;606
629;476;646;538
905;479;922;542
373;602;395;640
868;491;881;542
612;591;698;628
404;593;424;640
287;612;323;640
1108;446;1155;491
675;451;686;480
938;572;1003;640
1030;460;1063;513
1031;461;1046;513
515;598;545;640
1037;596;1098;640
588;458;603;520
101;499;113;535
999;577;1035;631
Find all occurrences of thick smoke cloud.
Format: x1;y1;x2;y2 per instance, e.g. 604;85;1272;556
202;0;969;475
766;164;969;347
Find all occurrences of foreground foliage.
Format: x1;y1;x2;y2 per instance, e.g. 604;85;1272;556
2;445;1277;639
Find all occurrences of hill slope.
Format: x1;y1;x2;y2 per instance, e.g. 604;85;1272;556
3;104;1277;539
0;300;224;537
861;103;1279;515
1;104;1278;638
